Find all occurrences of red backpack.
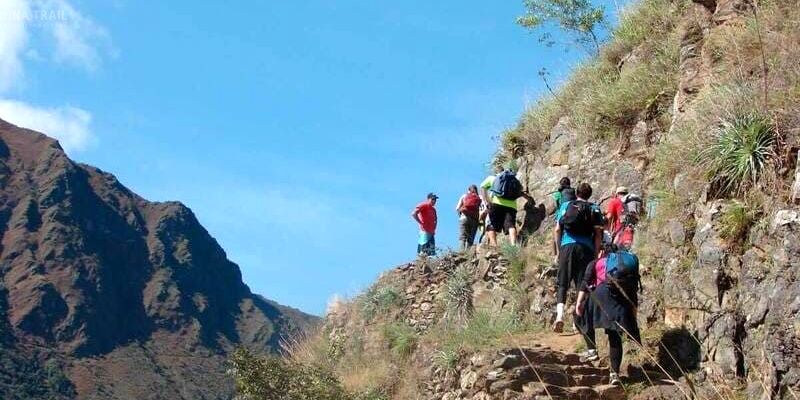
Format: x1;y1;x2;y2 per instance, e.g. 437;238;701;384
462;193;481;218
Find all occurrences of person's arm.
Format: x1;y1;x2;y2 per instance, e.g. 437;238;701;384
593;227;603;259
553;224;562;258
575;290;587;316
480;177;493;208
411;208;422;225
455;196;464;215
576;260;597;316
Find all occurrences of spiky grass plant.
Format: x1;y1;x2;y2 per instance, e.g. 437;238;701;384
698;112;777;196
431;348;460;372
443;265;474;324
500;241;525;285
719;200;758;241
360;285;402;322
382;323;418;359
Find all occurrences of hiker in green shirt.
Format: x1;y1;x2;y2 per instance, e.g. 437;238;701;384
480;166;521;247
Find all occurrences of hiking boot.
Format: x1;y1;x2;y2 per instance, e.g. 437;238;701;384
578;349;599;362
553;319;564;333
609;372;621;385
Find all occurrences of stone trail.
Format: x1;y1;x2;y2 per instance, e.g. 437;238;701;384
433;343;682;400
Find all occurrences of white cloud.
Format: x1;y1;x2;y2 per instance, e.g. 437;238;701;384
0;0;30;92
0;99;94;153
0;0;112;90
0;0;109;153
41;0;112;70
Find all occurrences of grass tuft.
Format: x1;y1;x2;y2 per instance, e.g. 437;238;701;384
697;112;777;196
361;285;402;322
442;265;474;323
383;323;418;359
718;200;758;242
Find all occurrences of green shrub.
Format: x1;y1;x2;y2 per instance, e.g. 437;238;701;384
229;349;348;400
500;241;525;285
383;323;418;358
606;0;688;61
718;200;758;241
440;310;525;352
443;265;474;323
361;285;402;322
697;112;777;195
352;388;390;400
432;348;460;372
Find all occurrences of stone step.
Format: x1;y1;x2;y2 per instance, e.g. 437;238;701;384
566;365;609;376
572;373;608;387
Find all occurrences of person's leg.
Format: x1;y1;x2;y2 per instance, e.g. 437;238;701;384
556;244;574;304
554;245;573;331
467;217;479;247
607;329;623;374
459;219;469;250
502;206;518;245
487;231;497;247
487;206;504;247
577;303;596;350
571;245;592;292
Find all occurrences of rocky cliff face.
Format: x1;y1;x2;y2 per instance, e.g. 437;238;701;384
311;1;800;399
0;119;316;400
509;0;800;397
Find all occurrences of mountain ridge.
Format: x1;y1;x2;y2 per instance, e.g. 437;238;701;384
0;118;316;399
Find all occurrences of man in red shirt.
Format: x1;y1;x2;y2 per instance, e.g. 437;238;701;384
412;193;438;256
605;186;628;235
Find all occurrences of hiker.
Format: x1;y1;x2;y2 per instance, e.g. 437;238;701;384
575;244;642;385
553;182;604;332
455;185;482;250
412;193;438;256
480;165;524;247
551;177;576;256
606;186;642;249
552;177;576;210
604;186;628;235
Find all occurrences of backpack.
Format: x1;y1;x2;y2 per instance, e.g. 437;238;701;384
613;225;635;250
557;187;576;208
461;193;481;218
559;200;595;236
490;170;523;200
622;193;643;225
596;250;641;304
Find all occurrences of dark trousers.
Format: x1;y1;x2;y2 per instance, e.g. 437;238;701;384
582;328;623;373
557;243;593;303
459;215;479;247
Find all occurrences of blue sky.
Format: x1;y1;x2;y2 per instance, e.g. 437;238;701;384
0;0;627;315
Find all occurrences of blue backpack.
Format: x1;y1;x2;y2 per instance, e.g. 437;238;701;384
597;251;639;285
598;250;641;304
490;170;523;200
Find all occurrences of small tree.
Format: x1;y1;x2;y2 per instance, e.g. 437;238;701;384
517;0;606;54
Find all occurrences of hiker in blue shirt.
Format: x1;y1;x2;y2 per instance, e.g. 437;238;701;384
552;182;604;332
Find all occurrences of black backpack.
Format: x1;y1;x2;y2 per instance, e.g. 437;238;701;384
558;187;576;207
490;170;523;200
559;200;595;236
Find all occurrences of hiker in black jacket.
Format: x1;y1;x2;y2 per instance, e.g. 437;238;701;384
575;245;642;386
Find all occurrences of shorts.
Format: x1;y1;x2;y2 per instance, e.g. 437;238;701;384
417;232;435;256
487;204;517;232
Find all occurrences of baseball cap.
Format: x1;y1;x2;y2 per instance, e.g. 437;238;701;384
427;192;439;200
615;186;629;194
